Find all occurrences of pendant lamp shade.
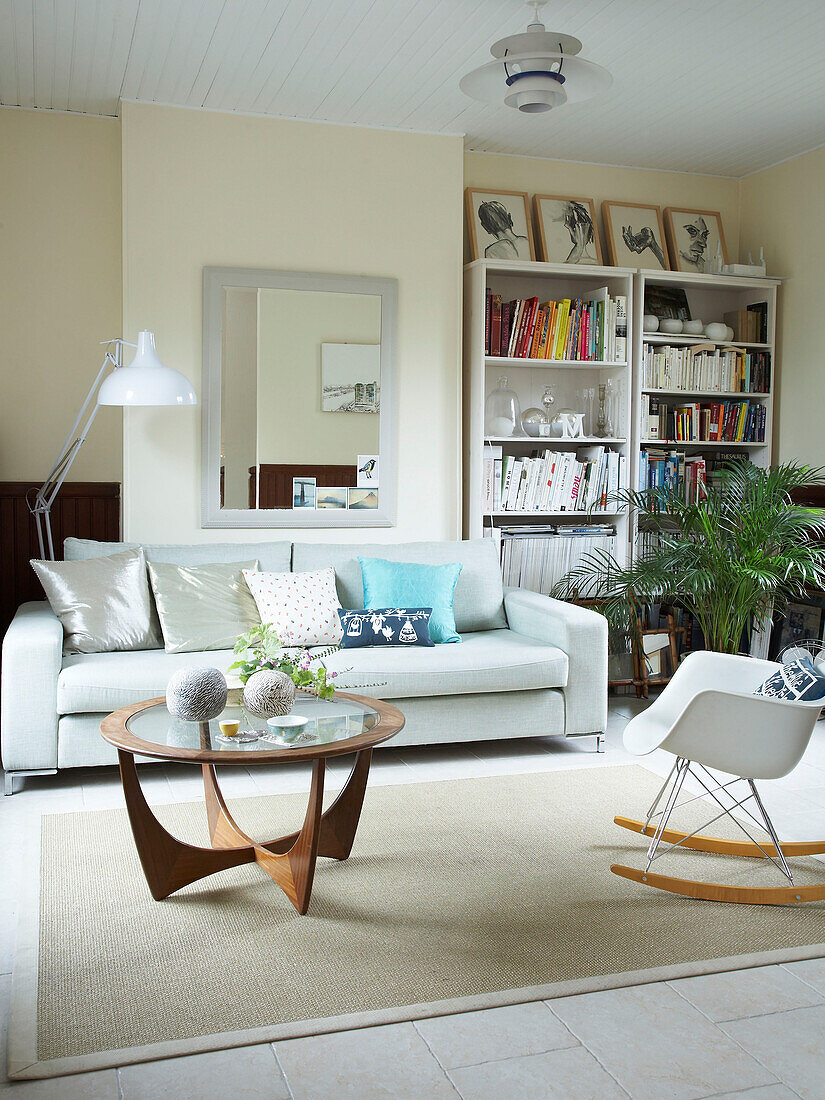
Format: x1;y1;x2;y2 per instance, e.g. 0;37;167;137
97;331;197;407
459;5;611;114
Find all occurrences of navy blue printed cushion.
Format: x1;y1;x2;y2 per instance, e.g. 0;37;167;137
337;608;434;648
753;657;825;702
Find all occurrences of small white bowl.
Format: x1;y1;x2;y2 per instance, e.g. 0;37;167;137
704;322;728;341
267;714;308;730
683;320;704;335
643;314;659;332
659;319;683;334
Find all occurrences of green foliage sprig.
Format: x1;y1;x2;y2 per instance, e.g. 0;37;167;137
553;462;825;655
229;623;338;700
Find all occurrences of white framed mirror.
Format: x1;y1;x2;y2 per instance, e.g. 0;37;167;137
202;267;397;528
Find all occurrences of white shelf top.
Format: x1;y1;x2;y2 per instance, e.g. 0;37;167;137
486;356;628;369
642;334;771;350
640;439;767;448
489;509;624;518
638;270;781;290
466;259;635;279
642;390;770;399
484;436;626;444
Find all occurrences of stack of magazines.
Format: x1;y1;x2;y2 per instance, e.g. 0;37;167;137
499;525;616;595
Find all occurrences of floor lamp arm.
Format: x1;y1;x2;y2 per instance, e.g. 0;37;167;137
29;342;124;560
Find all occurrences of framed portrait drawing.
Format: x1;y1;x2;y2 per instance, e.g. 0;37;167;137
533;194;603;265
465;188;535;262
664;207;729;274
602;201;669;271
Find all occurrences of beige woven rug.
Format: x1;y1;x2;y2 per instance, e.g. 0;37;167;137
10;764;825;1079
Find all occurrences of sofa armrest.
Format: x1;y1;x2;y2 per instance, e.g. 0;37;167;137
504;587;607;737
1;601;63;771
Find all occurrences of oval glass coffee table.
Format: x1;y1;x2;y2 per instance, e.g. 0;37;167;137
101;692;405;914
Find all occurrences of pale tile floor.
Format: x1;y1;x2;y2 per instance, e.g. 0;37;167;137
2;700;825;1098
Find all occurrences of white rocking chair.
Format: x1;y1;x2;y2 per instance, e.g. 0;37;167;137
613;650;825;904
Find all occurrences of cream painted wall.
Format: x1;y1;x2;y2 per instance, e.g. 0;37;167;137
739;146;825;466
0;108;122;481
464;152;741;265
256;287;380;466
121;102;463;543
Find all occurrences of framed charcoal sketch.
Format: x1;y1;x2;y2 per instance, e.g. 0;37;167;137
533;194;603;265
664;207;729;273
602;201;669;271
465;188;535;262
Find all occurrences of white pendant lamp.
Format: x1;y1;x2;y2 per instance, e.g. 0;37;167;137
97;330;197;406
460;1;611;114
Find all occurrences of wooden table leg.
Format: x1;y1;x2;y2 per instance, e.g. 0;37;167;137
120;748;372;915
118;750;256;901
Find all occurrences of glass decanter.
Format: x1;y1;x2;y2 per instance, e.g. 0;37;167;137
485;376;522;437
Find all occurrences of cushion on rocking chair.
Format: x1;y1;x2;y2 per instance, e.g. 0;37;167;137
753;656;825;702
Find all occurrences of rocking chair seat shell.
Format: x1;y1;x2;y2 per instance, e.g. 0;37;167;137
623;651;823;781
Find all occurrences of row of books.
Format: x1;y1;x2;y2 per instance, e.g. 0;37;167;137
499;526;616;596
642;345;771;394
723;306;767;345
642;396;766;443
484;288;627;362
638;449;707;504
483;444;625;513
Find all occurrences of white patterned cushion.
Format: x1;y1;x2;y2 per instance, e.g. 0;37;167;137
242;567;343;647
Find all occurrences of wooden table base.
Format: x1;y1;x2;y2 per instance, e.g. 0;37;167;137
117;747;373;914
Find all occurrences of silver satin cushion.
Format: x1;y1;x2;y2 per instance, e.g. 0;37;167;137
147;560;261;654
31;547;161;655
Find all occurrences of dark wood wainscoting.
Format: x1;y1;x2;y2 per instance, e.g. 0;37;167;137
0;482;120;639
252;464;357;509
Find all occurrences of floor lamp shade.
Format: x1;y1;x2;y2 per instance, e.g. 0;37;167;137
97;331;197;407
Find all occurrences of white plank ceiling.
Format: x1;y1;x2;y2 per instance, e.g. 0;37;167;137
2;0;825;176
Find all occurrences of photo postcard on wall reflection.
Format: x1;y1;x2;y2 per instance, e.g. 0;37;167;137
357;455;379;488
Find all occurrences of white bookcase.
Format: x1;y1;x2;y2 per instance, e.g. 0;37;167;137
630;270;779;501
463;259;635;568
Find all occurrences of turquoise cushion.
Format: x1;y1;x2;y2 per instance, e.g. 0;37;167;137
358;558;462;644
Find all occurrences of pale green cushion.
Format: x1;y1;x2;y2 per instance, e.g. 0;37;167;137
321;629;568;699
55;629;567;713
292;540;507;633
64;537;292;573
57;648;238;713
30;548;161;655
147;560;260;654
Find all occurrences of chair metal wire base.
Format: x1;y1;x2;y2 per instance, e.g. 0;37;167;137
611;759;825;905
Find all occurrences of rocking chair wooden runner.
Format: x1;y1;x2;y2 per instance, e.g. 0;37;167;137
613;651;825;904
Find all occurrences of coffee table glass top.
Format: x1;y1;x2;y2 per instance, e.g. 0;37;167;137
126;694;380;756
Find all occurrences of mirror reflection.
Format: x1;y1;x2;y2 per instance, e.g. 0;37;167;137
220;286;382;511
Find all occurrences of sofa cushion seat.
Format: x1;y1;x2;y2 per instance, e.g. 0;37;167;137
57;649;237;714
56;630;568;713
321;629;568;700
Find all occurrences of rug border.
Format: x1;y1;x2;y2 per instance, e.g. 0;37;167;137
9;770;825;1081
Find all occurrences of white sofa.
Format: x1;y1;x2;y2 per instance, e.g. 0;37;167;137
1;537;608;792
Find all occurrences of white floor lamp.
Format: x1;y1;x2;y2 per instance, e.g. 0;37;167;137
29;331;197;559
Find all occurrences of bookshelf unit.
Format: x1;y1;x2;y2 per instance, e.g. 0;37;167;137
631;270;780;504
463;260;635;586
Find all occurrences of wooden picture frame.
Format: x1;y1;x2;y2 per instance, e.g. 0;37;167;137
602;201;669;271
663;207;730;274
465;187;535;262
532;193;603;265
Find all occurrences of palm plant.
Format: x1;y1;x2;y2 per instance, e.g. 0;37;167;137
554;462;825;654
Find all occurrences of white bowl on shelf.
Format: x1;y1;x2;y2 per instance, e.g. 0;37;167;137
704;322;728;341
683;320;704;335
643;314;659;332
659;319;683;334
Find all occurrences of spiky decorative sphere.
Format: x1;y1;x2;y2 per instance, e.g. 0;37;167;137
165;667;228;722
242;670;296;718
